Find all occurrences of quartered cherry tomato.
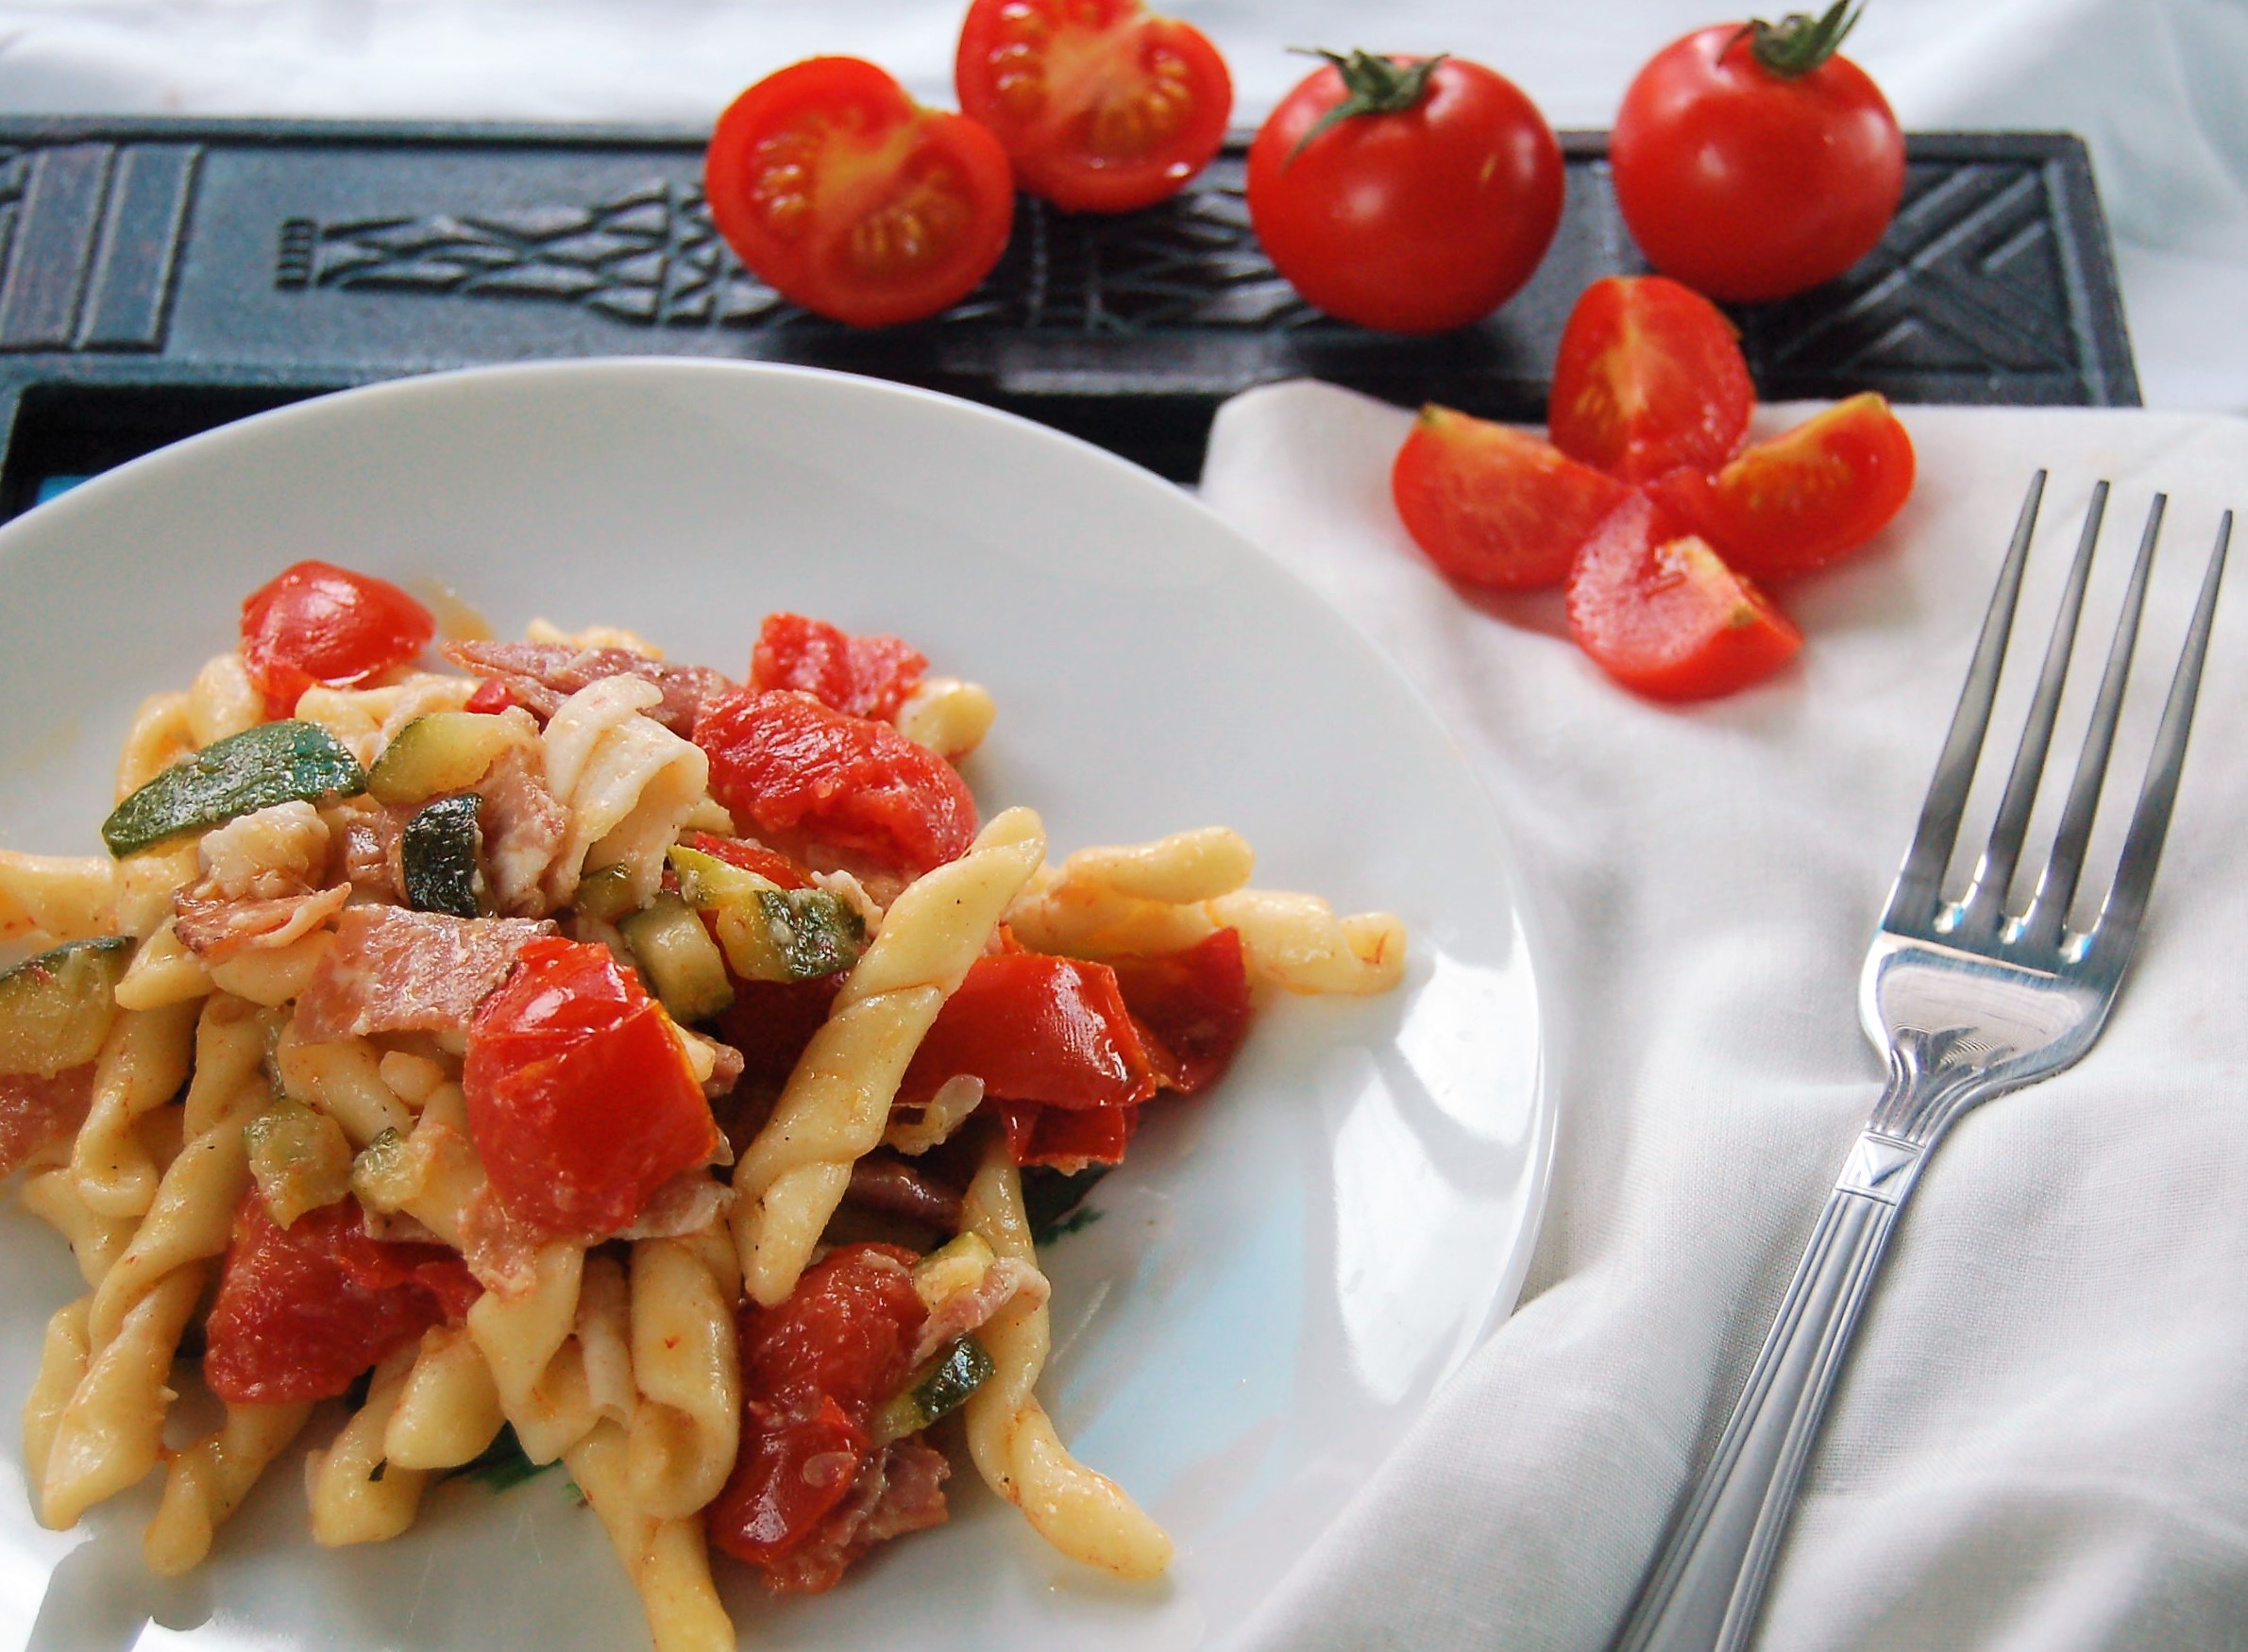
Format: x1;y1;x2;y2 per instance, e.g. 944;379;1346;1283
240;560;435;720
1107;926;1252;1094
704;57;1015;328
1648;392;1916;581
752;612;928;722
899;952;1158;1112
1612;2;1904;301
463;936;719;1239
1547;276;1755;482
1247;50;1563;334
955;0;1231;213
1392;403;1633;589
1564;493;1802;700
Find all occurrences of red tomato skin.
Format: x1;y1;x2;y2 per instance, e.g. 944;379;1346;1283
1108;926;1253;1094
955;0;1232;213
1247;58;1563;334
463;937;719;1239
704;57;1014;329
1565;493;1803;700
898;952;1158;1111
710;1243;929;1587
695;688;978;875
996;1097;1140;1169
1547;276;1757;482
464;677;515;715
240;561;436;719
685;830;819;891
1612;25;1904;302
1392;404;1634;589
1648;392;1916;581
204;1196;469;1405
751;613;928;722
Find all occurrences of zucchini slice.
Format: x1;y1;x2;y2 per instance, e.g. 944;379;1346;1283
244;1098;353;1228
668;846;867;983
366;712;520;807
0;936;133;1076
619;894;735;1023
102;720;365;856
400;794;483;918
870;1335;995;1445
573;862;640;923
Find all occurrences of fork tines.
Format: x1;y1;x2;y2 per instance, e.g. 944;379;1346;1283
1881;471;2234;969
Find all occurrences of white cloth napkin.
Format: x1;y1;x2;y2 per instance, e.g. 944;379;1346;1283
1197;381;2248;1650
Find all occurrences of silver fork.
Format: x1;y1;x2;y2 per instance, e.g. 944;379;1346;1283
1614;473;2235;1652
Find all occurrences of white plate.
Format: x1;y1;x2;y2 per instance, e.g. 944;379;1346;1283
0;361;1550;1652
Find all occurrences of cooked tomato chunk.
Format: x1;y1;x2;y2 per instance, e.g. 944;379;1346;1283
1109;927;1253;1095
899;952;1158;1112
751;613;928;722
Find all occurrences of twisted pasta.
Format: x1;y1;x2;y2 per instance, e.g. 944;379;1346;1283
144;1399;313;1575
306;1344;427;1545
0;850;116;945
565;1419;735;1652
625;1224;741;1520
541;676;711;910
69;999;199;1221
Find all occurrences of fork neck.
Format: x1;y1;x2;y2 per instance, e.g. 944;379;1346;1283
1867;1026;1991;1145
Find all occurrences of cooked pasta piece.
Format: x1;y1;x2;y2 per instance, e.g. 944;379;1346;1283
306;1344;428;1546
296;673;479;768
541;676;711;910
275;1024;415;1148
184;651;263;748
20;1298;92;1493
1206;889;1407;995
0;851;116;945
114;691;194;800
207;928;337;1006
38;1264;205;1528
383;1323;505;1472
565;1419;736;1652
19;1156;137;1286
466;1239;601;1464
144;1399;313;1575
114;841;204;939
112;920;214;1010
894;675;996;759
70;1000;199;1221
626;1226;741;1520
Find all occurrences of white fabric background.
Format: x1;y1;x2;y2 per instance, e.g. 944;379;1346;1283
0;0;2238;410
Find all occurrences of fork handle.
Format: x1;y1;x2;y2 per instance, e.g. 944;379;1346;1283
1614;1133;1925;1652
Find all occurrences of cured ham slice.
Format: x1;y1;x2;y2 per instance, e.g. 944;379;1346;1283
0;1065;95;1178
445;641;735;736
762;1439;951;1594
293;907;552;1042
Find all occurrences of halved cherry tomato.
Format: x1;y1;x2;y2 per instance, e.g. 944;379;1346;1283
1565;493;1802;700
695;688;978;875
710;1243;928;1590
955;0;1231;213
204;1195;476;1404
1547;276;1755;482
704;57;1015;328
898;952;1158;1111
752;613;927;722
1109;926;1253;1094
1647;392;1916;581
1392;404;1633;589
463;936;719;1239
240;560;435;720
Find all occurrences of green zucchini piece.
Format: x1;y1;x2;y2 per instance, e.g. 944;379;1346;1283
244;1098;353;1227
366;712;520;807
870;1335;995;1445
400;794;483;918
619;894;735;1023
668;846;867;983
0;936;133;1077
102;720;366;856
573;863;640;923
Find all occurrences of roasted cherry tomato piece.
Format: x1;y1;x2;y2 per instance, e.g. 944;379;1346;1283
1612;5;1904;301
695;688;978;876
464;936;719;1239
463;677;515;715
1648;392;1917;581
1109;926;1252;1094
994;1096;1141;1170
704;57;1014;329
204;1195;471;1404
1564;493;1803;701
955;0;1232;213
715;973;843;1095
1547;276;1756;483
752;613;928;722
710;1243;929;1589
1393;404;1634;589
899;952;1158;1111
240;560;436;720
1247;51;1563;334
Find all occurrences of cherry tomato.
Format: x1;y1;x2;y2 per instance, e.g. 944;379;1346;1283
752;613;928;722
1612;4;1905;301
955;0;1231;213
1108;926;1252;1094
994;1097;1140;1170
463;677;515;715
204;1195;475;1404
695;688;979;875
1648;392;1916;581
1547;276;1756;482
463;936;719;1239
704;57;1015;328
709;1243;928;1589
1247;50;1563;334
1564;493;1802;700
899;952;1158;1111
1392;404;1634;589
240;560;435;720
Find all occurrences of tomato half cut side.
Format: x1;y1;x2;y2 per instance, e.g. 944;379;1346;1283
1648;393;1917;582
705;57;1015;328
1547;276;1755;483
1564;494;1802;701
1392;405;1634;589
241;560;436;719
956;0;1231;213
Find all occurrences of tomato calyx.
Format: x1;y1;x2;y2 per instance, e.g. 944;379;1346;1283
1731;0;1863;79
1285;47;1449;164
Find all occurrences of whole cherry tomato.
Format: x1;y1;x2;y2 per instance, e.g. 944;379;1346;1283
240;560;435;719
1547;276;1755;482
1611;1;1904;301
1392;403;1632;589
955;0;1231;213
1248;50;1563;334
704;57;1015;328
